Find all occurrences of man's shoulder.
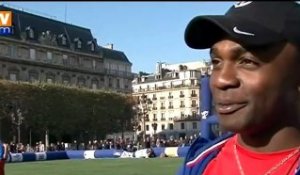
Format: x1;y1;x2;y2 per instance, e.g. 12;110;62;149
185;132;234;167
177;133;235;175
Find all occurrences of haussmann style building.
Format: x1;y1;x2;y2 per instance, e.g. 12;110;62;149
0;4;133;93
132;61;211;140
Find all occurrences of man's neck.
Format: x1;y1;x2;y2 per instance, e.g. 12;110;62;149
237;126;300;152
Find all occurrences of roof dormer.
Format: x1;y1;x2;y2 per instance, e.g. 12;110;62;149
58;34;67;45
74;37;82;49
25;26;34;39
87;40;96;51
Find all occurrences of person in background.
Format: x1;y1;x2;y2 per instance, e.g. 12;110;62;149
0;141;8;175
178;1;300;175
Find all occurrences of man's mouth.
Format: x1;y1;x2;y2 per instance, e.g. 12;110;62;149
215;102;247;115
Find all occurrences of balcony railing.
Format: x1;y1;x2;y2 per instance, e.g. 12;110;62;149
191;94;197;97
4;52;135;79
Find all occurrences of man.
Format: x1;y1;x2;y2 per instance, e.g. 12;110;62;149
0;141;8;175
178;1;300;175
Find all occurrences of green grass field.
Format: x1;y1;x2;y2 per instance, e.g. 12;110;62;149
6;158;184;175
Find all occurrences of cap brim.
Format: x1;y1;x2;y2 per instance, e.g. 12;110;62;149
184;15;283;49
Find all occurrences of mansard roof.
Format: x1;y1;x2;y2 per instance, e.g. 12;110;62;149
0;5;132;64
101;47;132;64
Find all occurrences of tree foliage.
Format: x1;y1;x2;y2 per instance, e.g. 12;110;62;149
0;80;135;144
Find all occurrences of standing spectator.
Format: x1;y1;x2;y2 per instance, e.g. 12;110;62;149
38;141;45;152
9;142;16;153
0;141;8;175
144;137;151;149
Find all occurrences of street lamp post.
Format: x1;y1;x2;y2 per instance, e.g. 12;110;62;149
10;105;24;144
140;94;148;146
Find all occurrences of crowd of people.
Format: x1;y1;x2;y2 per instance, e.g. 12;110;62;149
6;134;200;153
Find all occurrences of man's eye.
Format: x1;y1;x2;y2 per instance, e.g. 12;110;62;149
239;58;258;66
211;58;220;66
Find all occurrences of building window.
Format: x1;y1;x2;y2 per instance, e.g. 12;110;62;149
192;122;197;129
47;52;52;60
192;100;197;107
191;90;197;97
92;80;98;90
9;73;17;81
153;114;157;121
46;78;53;84
92;59;96;69
152;94;157;100
152;103;157;110
180;91;184;97
192;111;197;117
161;124;165;130
63;79;70;85
74;38;82;49
58;34;67;45
181;123;185;130
63;80;69;85
181;112;184;118
25;26;34;39
77;40;82;48
88;40;96;51
62;36;67;45
91;42;95;51
29;71;38;83
29;29;34;38
146;125;149;131
78;78;86;87
191;79;195;85
180;101;185;108
160;102;165;110
161;113;165;121
92;83;97;89
169;123;174;130
30;49;36;60
63;54;68;65
46;73;55;84
116;79;120;88
168;92;173;99
190;71;195;78
108;78;112;87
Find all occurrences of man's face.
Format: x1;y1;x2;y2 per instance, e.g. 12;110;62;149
209;39;299;135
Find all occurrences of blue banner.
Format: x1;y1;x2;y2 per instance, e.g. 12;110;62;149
200;75;212;119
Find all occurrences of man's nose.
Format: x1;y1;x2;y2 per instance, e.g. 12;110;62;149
211;62;240;90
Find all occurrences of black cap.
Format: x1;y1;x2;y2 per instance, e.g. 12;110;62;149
185;1;300;49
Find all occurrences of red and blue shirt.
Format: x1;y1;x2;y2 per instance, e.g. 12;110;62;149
177;133;300;175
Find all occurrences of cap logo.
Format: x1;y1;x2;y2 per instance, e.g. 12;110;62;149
234;1;252;8
233;26;255;36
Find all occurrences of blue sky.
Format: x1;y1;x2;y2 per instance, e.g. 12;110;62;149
2;1;233;73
